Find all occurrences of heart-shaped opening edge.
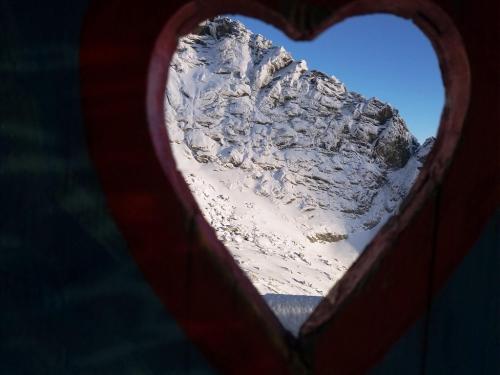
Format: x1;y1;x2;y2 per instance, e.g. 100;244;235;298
146;0;470;370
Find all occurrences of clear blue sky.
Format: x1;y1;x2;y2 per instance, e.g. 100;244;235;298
225;14;444;143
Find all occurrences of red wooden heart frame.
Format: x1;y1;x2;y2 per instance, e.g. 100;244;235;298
81;0;476;373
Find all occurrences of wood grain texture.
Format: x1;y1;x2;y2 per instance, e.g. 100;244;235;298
1;0;498;373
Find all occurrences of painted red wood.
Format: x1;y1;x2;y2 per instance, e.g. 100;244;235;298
81;22;193;333
81;1;295;373
432;0;500;296
305;196;438;374
295;0;470;372
81;0;499;373
186;216;294;374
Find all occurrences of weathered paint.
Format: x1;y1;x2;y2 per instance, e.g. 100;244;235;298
0;1;216;374
369;207;500;375
1;0;499;373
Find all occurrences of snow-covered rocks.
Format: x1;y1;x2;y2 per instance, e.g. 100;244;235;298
165;16;433;300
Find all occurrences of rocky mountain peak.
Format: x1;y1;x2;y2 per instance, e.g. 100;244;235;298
165;17;433;298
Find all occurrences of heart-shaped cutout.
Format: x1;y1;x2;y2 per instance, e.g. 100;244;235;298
146;2;469;370
80;0;469;372
164;13;442;335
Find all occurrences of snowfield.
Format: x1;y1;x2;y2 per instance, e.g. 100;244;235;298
165;16;434;335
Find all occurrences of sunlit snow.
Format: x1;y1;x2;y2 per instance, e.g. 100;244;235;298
165;16;434;335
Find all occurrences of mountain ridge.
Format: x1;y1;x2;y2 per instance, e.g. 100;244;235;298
165;16;434;300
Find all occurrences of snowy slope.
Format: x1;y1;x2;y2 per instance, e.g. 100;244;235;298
165;16;434;301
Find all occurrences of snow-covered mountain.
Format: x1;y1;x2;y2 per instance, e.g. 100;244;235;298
165;16;434;301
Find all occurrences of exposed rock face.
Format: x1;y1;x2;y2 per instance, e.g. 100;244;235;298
165;17;435;297
306;231;348;244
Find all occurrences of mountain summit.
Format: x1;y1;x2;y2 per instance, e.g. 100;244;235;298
165;17;434;299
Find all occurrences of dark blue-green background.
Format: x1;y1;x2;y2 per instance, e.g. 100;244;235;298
0;1;215;373
1;1;498;374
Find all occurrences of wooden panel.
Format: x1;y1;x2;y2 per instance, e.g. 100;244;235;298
185;216;294;374
432;0;500;295
368;318;427;375
306;196;437;374
81;0;295;372
0;1;215;373
425;208;500;374
2;0;499;373
367;208;500;375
